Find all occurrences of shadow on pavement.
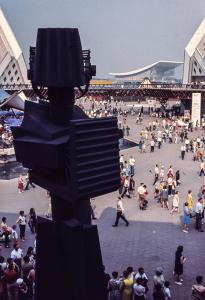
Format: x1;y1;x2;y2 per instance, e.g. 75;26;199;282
96;206;205;300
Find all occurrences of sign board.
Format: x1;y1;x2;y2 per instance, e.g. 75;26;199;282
192;93;201;126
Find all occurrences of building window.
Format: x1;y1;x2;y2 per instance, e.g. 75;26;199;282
12;63;16;69
194;68;196;74
15;70;18;75
8;70;11;75
194;61;197;66
10;77;13;82
199;68;202;74
3;77;6;82
17;77;20;81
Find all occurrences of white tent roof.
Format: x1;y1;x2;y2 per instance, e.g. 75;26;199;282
109;61;183;78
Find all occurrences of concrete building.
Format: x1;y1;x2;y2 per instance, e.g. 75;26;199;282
109;61;183;82
0;8;28;85
183;19;205;84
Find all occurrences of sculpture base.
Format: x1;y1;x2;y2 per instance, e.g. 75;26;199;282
35;217;107;300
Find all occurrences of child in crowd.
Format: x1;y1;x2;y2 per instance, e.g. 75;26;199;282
164;281;171;300
11;225;18;245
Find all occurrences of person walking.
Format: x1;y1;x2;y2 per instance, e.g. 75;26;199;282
28;208;37;234
153;164;159;186
129;156;135;176
121;177;131;199
183;202;191;233
199;161;205;176
195;198;204;232
137;183;145;210
16;211;26;241
167;166;174;178
129;175;135;195
167;176;173;197
185;138;190;152
160;186;169;209
159;166;164;182
24;173;36;191
181;145;186;160
187;190;193;211
158;136;162;149
175;170;180;186
174;245;186;285
170;191;180;214
112;197;129;227
18;175;24;193
150;140;155;152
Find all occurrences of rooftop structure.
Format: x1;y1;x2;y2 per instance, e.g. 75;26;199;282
183;18;205;84
0;8;28;85
109;61;183;82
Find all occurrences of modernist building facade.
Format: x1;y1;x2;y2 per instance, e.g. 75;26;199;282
0;8;28;86
183;19;205;84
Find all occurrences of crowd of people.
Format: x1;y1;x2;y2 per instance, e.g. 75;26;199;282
0;115;23;150
105;245;205;299
118;149;205;234
0;209;37;299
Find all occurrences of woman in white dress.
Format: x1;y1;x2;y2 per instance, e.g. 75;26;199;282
170;191;180;214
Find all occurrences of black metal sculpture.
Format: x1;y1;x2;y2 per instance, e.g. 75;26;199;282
12;28;120;300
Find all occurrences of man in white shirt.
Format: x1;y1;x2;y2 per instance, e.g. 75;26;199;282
157;136;162;149
185;138;190;152
112;197;129;227
129;156;135;176
195;198;204;232
135;267;148;283
181;145;186;160
150;140;155;152
11;244;23;266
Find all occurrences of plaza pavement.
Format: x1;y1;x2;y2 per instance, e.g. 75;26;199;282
0;110;205;300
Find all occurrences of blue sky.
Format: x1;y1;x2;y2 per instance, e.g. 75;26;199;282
1;0;205;77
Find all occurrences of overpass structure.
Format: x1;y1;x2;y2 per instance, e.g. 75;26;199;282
87;82;205;100
0;83;205;102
